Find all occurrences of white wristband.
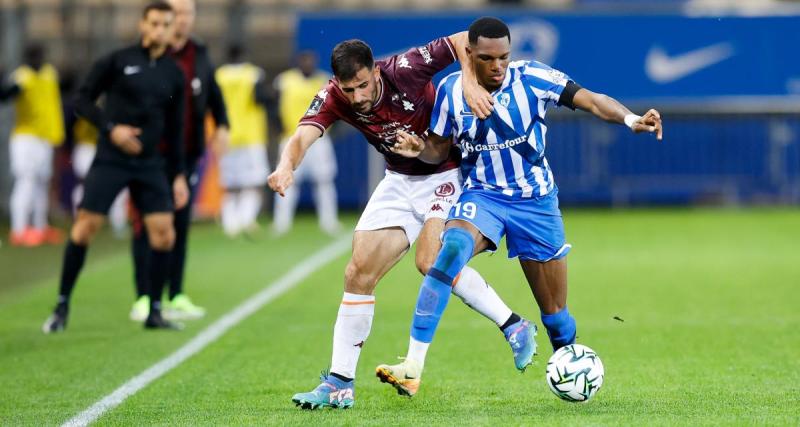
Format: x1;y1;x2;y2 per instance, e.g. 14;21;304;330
624;114;641;129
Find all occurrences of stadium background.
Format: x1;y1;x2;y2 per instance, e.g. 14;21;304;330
1;1;799;425
1;0;799;217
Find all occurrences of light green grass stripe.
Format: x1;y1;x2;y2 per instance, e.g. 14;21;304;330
61;235;352;427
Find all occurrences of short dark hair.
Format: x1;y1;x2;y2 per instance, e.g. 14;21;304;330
142;0;173;19
468;17;511;45
330;39;374;81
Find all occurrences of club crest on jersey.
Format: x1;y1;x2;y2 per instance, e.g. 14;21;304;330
497;93;511;108
305;90;328;117
435;182;456;197
398;55;412;69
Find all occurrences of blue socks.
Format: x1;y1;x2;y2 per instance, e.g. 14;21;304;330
410;228;475;343
541;306;577;350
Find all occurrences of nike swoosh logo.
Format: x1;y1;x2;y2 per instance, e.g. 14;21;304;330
645;42;735;84
123;66;141;76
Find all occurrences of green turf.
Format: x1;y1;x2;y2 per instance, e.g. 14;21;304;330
0;210;798;426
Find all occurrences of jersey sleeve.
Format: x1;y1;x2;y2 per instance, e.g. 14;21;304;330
382;37;457;92
297;82;339;134
521;61;574;108
429;75;456;138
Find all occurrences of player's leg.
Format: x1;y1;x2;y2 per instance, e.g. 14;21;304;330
273;141;306;235
130;167;182;329
31;140;61;244
43;162;126;333
164;167;205;319
506;194;576;351
293;228;410;410
519;258;576;351
8;135;39;246
130;206;151;321
219;147;243;237
308;137;340;235
236;143;269;234
107;190;129;238
293;172;412;409
142;211;181;329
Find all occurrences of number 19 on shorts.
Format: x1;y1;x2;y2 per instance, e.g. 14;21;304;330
452;202;477;219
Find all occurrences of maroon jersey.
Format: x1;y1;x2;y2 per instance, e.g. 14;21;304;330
299;37;461;176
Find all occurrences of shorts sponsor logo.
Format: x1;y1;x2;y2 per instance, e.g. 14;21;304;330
434;182;456;197
430;203;444;212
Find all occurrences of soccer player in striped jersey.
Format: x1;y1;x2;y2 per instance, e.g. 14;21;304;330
270;34;534;409
376;16;662;396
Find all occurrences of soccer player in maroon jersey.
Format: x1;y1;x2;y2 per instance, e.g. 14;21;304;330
269;34;535;409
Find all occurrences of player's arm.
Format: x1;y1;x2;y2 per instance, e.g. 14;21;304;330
75;53;116;135
391;130;452;164
268;124;322;197
448;31;493;119
571;86;663;140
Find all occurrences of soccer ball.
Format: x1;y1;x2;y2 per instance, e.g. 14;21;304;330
545;344;604;402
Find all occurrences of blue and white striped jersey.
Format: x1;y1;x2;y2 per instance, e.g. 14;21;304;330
430;60;572;198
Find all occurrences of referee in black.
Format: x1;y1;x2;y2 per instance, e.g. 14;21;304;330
43;0;187;332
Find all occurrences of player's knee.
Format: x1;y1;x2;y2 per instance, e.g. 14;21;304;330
432;228;475;280
344;257;374;293
70;216;101;244
414;253;434;276
148;226;175;251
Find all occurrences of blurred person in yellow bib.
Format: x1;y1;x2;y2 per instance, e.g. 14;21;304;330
0;44;65;247
272;51;340;236
214;44;270;237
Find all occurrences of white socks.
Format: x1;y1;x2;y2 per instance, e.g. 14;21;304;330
330;292;375;380
452;266;513;326
406;266;513;368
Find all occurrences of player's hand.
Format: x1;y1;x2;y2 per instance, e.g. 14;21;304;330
211;126;229;157
173;174;189;210
268;167;294;197
110;125;143;155
390;129;425;158
631;109;663;141
462;78;494;119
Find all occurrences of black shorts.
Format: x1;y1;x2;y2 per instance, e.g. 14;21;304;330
80;162;173;215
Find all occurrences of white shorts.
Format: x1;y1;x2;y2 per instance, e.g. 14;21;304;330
10;134;54;180
285;135;337;183
220;144;269;189
72;143;96;179
355;168;461;245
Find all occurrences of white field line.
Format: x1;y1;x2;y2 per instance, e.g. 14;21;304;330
61;235;351;427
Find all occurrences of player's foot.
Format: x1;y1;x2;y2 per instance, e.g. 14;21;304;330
129;295;150;321
375;358;422;397
503;318;537;372
165;294;206;320
41;226;65;245
9;230;28;247
144;310;183;330
291;371;355;409
42;303;68;334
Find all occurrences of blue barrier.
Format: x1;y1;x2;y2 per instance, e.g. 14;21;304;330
293;12;800;208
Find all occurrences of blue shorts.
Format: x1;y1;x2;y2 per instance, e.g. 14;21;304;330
447;189;571;261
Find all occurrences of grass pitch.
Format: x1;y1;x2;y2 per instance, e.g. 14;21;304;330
1;209;798;426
